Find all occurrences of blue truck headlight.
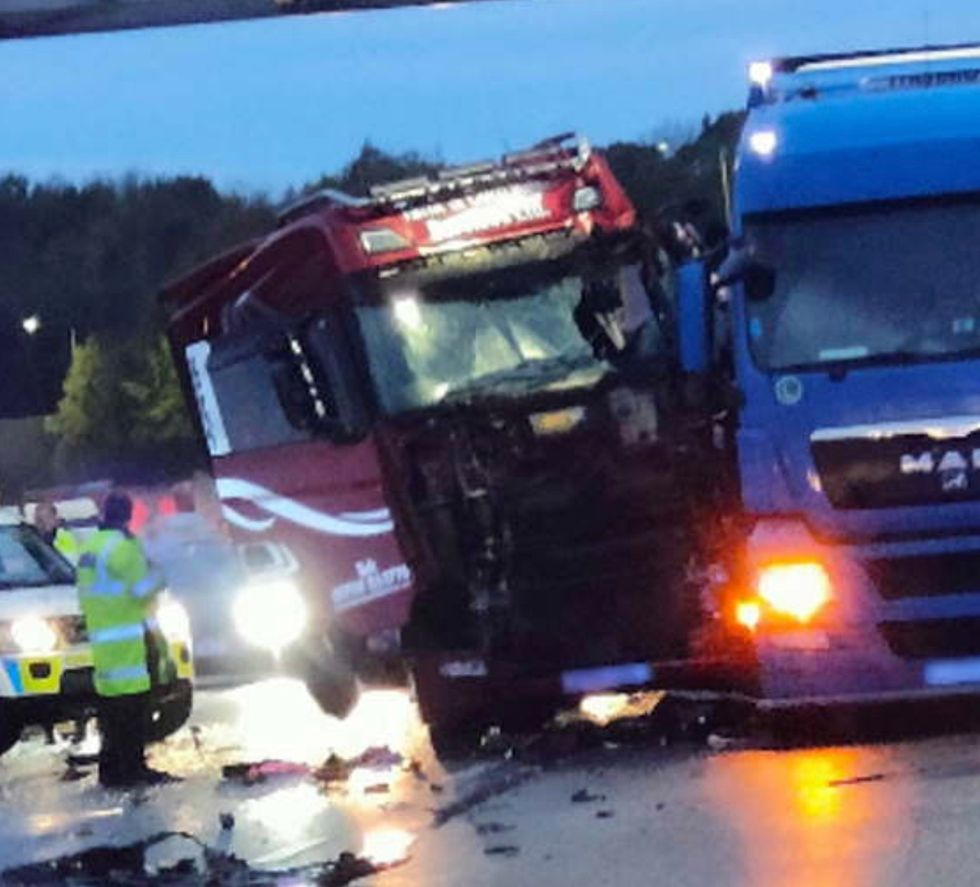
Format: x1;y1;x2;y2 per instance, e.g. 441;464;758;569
233;578;307;654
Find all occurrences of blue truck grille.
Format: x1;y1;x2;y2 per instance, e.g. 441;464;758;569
866;551;980;600
879;618;980;659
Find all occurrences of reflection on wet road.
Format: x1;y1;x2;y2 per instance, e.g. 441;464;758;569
5;680;980;885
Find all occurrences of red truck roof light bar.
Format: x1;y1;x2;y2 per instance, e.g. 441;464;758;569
277;134;593;227
366;133;590;205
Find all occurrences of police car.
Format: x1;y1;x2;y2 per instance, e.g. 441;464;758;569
0;519;194;756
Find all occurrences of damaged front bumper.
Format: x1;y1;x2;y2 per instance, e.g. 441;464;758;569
412;651;759;729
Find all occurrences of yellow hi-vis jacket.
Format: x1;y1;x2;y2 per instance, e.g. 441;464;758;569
76;529;168;697
53;527;79;565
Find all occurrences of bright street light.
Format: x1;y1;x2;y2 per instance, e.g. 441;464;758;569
21;315;41;336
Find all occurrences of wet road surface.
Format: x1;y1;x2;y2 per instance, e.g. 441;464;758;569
3;679;980;884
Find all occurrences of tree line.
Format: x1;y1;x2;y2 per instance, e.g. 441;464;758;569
0;111;744;489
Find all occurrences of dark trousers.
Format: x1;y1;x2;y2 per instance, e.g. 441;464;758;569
98;693;148;786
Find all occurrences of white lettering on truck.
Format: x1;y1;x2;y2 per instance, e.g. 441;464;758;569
422;185;550;242
332;559;413;612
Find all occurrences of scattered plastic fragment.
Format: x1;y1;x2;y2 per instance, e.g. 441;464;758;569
484;845;520;858
315;753;352;784
221;759;311;786
475;822;515;836
827;773;887;788
314;746;404;786
0;830;396;886
355;746;403;769
434;764;539;827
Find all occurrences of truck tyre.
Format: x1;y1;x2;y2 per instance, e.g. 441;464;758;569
411;661;511;761
427;721;485;762
146;681;193;744
0;710;22;757
303;655;359;720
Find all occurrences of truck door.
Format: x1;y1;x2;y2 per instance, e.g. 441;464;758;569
183;243;414;640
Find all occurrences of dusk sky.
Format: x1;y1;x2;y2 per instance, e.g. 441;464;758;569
4;0;980;195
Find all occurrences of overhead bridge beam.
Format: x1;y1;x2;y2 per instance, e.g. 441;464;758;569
0;0;497;40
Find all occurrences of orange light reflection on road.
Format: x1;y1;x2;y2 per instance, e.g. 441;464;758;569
703;746;911;887
793;754;843;823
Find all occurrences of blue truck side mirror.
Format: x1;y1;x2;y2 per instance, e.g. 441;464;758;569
676;260;712;374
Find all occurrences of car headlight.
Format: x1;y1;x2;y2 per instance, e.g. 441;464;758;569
10;616;59;654
233;578;307;654
156;598;191;642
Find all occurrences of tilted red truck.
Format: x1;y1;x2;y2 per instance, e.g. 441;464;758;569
162;135;731;748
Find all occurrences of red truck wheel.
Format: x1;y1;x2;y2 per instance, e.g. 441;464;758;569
303;654;359;720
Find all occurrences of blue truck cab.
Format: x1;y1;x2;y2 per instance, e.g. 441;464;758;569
709;44;980;703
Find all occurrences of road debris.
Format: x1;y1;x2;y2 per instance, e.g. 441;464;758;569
571;788;606;804
484;845;520;858
221;746;406;789
475;822;515;836
596;809;615;819
827;773;887;788
578;692;666;727
434;763;540;827
221;759;311;786
315;746;404;786
0;830;400;886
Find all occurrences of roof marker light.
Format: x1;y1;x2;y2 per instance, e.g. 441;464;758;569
749;60;774;88
748;129;779;157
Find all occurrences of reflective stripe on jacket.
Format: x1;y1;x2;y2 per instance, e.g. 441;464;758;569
76;529;166;697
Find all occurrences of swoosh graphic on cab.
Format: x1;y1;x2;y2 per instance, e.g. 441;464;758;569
216;478;394;537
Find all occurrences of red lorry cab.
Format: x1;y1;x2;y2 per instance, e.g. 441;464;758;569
163;135;707;740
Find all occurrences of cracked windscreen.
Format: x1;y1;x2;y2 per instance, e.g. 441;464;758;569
355;269;613;413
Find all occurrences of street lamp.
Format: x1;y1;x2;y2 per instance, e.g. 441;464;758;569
21;315;41;336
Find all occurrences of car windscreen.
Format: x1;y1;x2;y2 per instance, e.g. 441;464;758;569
0;526;74;589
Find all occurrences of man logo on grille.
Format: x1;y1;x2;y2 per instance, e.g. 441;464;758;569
900;449;980;492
